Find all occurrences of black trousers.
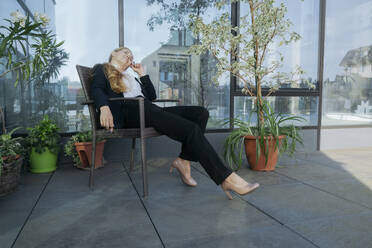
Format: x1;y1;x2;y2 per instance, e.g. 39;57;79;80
120;98;233;185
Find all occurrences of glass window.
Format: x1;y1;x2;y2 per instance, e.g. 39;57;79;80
0;1;30;132
234;96;318;127
323;0;372;126
238;0;319;90
53;0;119;132
124;0;231;129
1;0;119;133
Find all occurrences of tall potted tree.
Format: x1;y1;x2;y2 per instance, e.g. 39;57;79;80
188;0;309;170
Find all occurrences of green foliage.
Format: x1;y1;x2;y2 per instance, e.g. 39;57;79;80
26;115;61;155
188;0;305;95
0;127;26;176
220;99;305;170
64;131;104;167
146;0;216;31
0;11;69;86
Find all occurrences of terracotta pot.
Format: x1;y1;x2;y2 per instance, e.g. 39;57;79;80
244;135;285;171
74;140;106;170
2;154;21;162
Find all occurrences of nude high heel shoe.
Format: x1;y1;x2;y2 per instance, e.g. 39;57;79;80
169;158;197;187
221;173;259;200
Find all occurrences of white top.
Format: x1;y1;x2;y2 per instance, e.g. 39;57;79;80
121;71;144;98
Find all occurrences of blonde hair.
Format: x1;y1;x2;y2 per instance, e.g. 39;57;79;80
102;47;132;93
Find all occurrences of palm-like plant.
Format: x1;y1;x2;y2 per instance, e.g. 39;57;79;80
221;99;305;170
0;11;68;86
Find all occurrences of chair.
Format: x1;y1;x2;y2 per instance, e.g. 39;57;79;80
76;65;180;197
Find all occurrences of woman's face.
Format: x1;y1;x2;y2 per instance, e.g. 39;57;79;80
116;49;133;71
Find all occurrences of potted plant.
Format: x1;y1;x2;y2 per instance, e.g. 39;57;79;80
26;115;61;173
64;130;106;170
221;100;304;170
188;0;310;170
0;127;26;196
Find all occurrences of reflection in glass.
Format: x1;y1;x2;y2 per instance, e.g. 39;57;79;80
125;0;230;129
323;0;372;126
1;0;119;133
238;0;319;90
0;0;66;132
234;96;318;126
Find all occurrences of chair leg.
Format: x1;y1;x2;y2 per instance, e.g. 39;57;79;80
140;136;148;197
89;134;97;190
130;138;136;172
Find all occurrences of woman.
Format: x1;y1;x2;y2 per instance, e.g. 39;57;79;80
91;47;259;200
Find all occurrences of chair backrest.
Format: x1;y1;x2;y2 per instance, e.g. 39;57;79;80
76;65;100;130
0;106;6;134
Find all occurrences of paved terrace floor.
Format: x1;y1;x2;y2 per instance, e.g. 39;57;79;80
1;147;372;248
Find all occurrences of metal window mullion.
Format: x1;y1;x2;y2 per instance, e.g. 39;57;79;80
316;0;326;151
232;87;320;95
118;0;124;47
233;90;320;97
230;1;239;130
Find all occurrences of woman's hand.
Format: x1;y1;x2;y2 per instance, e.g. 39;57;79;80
100;105;114;132
130;63;145;77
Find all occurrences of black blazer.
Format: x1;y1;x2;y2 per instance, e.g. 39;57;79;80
90;63;157;129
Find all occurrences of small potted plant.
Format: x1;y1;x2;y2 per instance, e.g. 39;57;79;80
0;127;26;196
26;115;61;173
189;0;310;171
64;130;106;170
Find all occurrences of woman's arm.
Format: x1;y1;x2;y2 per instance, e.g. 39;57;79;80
90;64;114;132
91;64;109;109
139;75;157;101
131;63;157;101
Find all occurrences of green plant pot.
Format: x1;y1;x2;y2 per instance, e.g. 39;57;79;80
29;147;58;173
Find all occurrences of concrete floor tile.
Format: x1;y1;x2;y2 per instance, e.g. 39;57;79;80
0;172;50;248
166;221;317;248
290;211;372;248
274;162;354;183
36;171;138;209
126;158;222;200
142;194;276;245
305;177;372;209
13;199;162;248
0;209;30;248
242;183;369;224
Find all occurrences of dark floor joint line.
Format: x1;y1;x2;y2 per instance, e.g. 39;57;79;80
11;171;56;248
121;162;166;248
281;224;321;248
